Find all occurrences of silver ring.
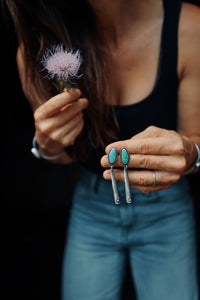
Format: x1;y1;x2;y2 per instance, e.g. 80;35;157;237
151;171;156;186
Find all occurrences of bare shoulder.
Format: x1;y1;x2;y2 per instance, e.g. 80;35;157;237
180;2;200;31
178;2;200;76
177;3;200;136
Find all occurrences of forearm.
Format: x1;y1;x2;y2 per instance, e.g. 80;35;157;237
187;136;200;147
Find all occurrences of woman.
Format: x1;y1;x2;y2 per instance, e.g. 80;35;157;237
4;0;200;299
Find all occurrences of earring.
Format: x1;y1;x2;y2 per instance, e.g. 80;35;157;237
120;148;132;204
108;147;120;205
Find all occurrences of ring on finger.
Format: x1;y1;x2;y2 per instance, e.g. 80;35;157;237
151;171;156;186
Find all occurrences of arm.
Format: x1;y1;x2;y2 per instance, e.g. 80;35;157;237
177;3;200;155
100;3;200;193
16;45;88;164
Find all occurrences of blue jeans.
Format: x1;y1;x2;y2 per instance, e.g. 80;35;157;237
62;166;199;300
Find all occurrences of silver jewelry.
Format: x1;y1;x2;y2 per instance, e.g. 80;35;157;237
183;142;200;175
31;136;62;160
151;171;156;186
108;147;120;205
120;148;132;204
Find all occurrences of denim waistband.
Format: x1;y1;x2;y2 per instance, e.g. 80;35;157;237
73;163;191;206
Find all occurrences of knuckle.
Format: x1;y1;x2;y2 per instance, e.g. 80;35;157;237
59;119;85;147
145;125;161;135
48;101;58;112
169;129;177;136
148;125;157;131
137;176;148;186
139;143;150;154
34;109;43;122
145;125;157;132
50;131;63;143
138;155;150;168
38;122;52;135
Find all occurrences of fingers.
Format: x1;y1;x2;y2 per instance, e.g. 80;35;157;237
36;109;84;147
34;88;82;119
53;97;88;127
34;89;88;152
105;136;185;156
48;113;84;146
105;126;185;156
101;126;188;193
131;184;172;193
101;153;187;173
35;98;88;134
36;113;84;151
103;169;180;193
55;118;84;147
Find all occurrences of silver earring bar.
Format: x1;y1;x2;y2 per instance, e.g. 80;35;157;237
120;148;132;204
108;147;120;205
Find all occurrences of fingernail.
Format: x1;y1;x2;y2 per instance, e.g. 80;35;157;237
101;156;107;166
74;88;81;94
103;171;111;180
105;146;111;154
69;88;80;95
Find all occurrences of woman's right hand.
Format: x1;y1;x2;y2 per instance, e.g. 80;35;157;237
33;88;88;160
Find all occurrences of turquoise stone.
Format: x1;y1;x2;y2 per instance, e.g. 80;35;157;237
120;148;129;165
108;147;117;165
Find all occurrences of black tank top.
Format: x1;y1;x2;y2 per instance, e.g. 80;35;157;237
82;0;182;174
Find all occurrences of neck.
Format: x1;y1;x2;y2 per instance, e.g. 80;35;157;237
88;0;163;45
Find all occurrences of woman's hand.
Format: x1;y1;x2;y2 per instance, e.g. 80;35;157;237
34;88;88;158
101;126;198;193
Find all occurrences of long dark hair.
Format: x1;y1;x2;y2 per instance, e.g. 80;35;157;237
2;0;118;161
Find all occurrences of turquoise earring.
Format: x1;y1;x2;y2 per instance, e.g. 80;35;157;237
108;147;120;205
120;148;132;204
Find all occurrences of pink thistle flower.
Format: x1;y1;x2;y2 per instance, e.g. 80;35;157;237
41;44;82;91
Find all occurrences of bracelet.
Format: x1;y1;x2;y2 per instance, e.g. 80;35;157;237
31;136;62;160
183;142;200;175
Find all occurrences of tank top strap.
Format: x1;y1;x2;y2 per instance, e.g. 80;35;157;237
161;0;183;78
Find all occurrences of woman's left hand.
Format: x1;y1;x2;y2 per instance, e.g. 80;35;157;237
100;126;198;193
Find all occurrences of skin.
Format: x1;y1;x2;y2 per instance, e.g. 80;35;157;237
17;48;88;164
33;88;88;163
17;0;200;193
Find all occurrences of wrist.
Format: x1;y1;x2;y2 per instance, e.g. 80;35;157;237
31;136;63;160
39;144;64;158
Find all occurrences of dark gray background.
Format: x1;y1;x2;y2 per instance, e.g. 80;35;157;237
1;1;199;299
